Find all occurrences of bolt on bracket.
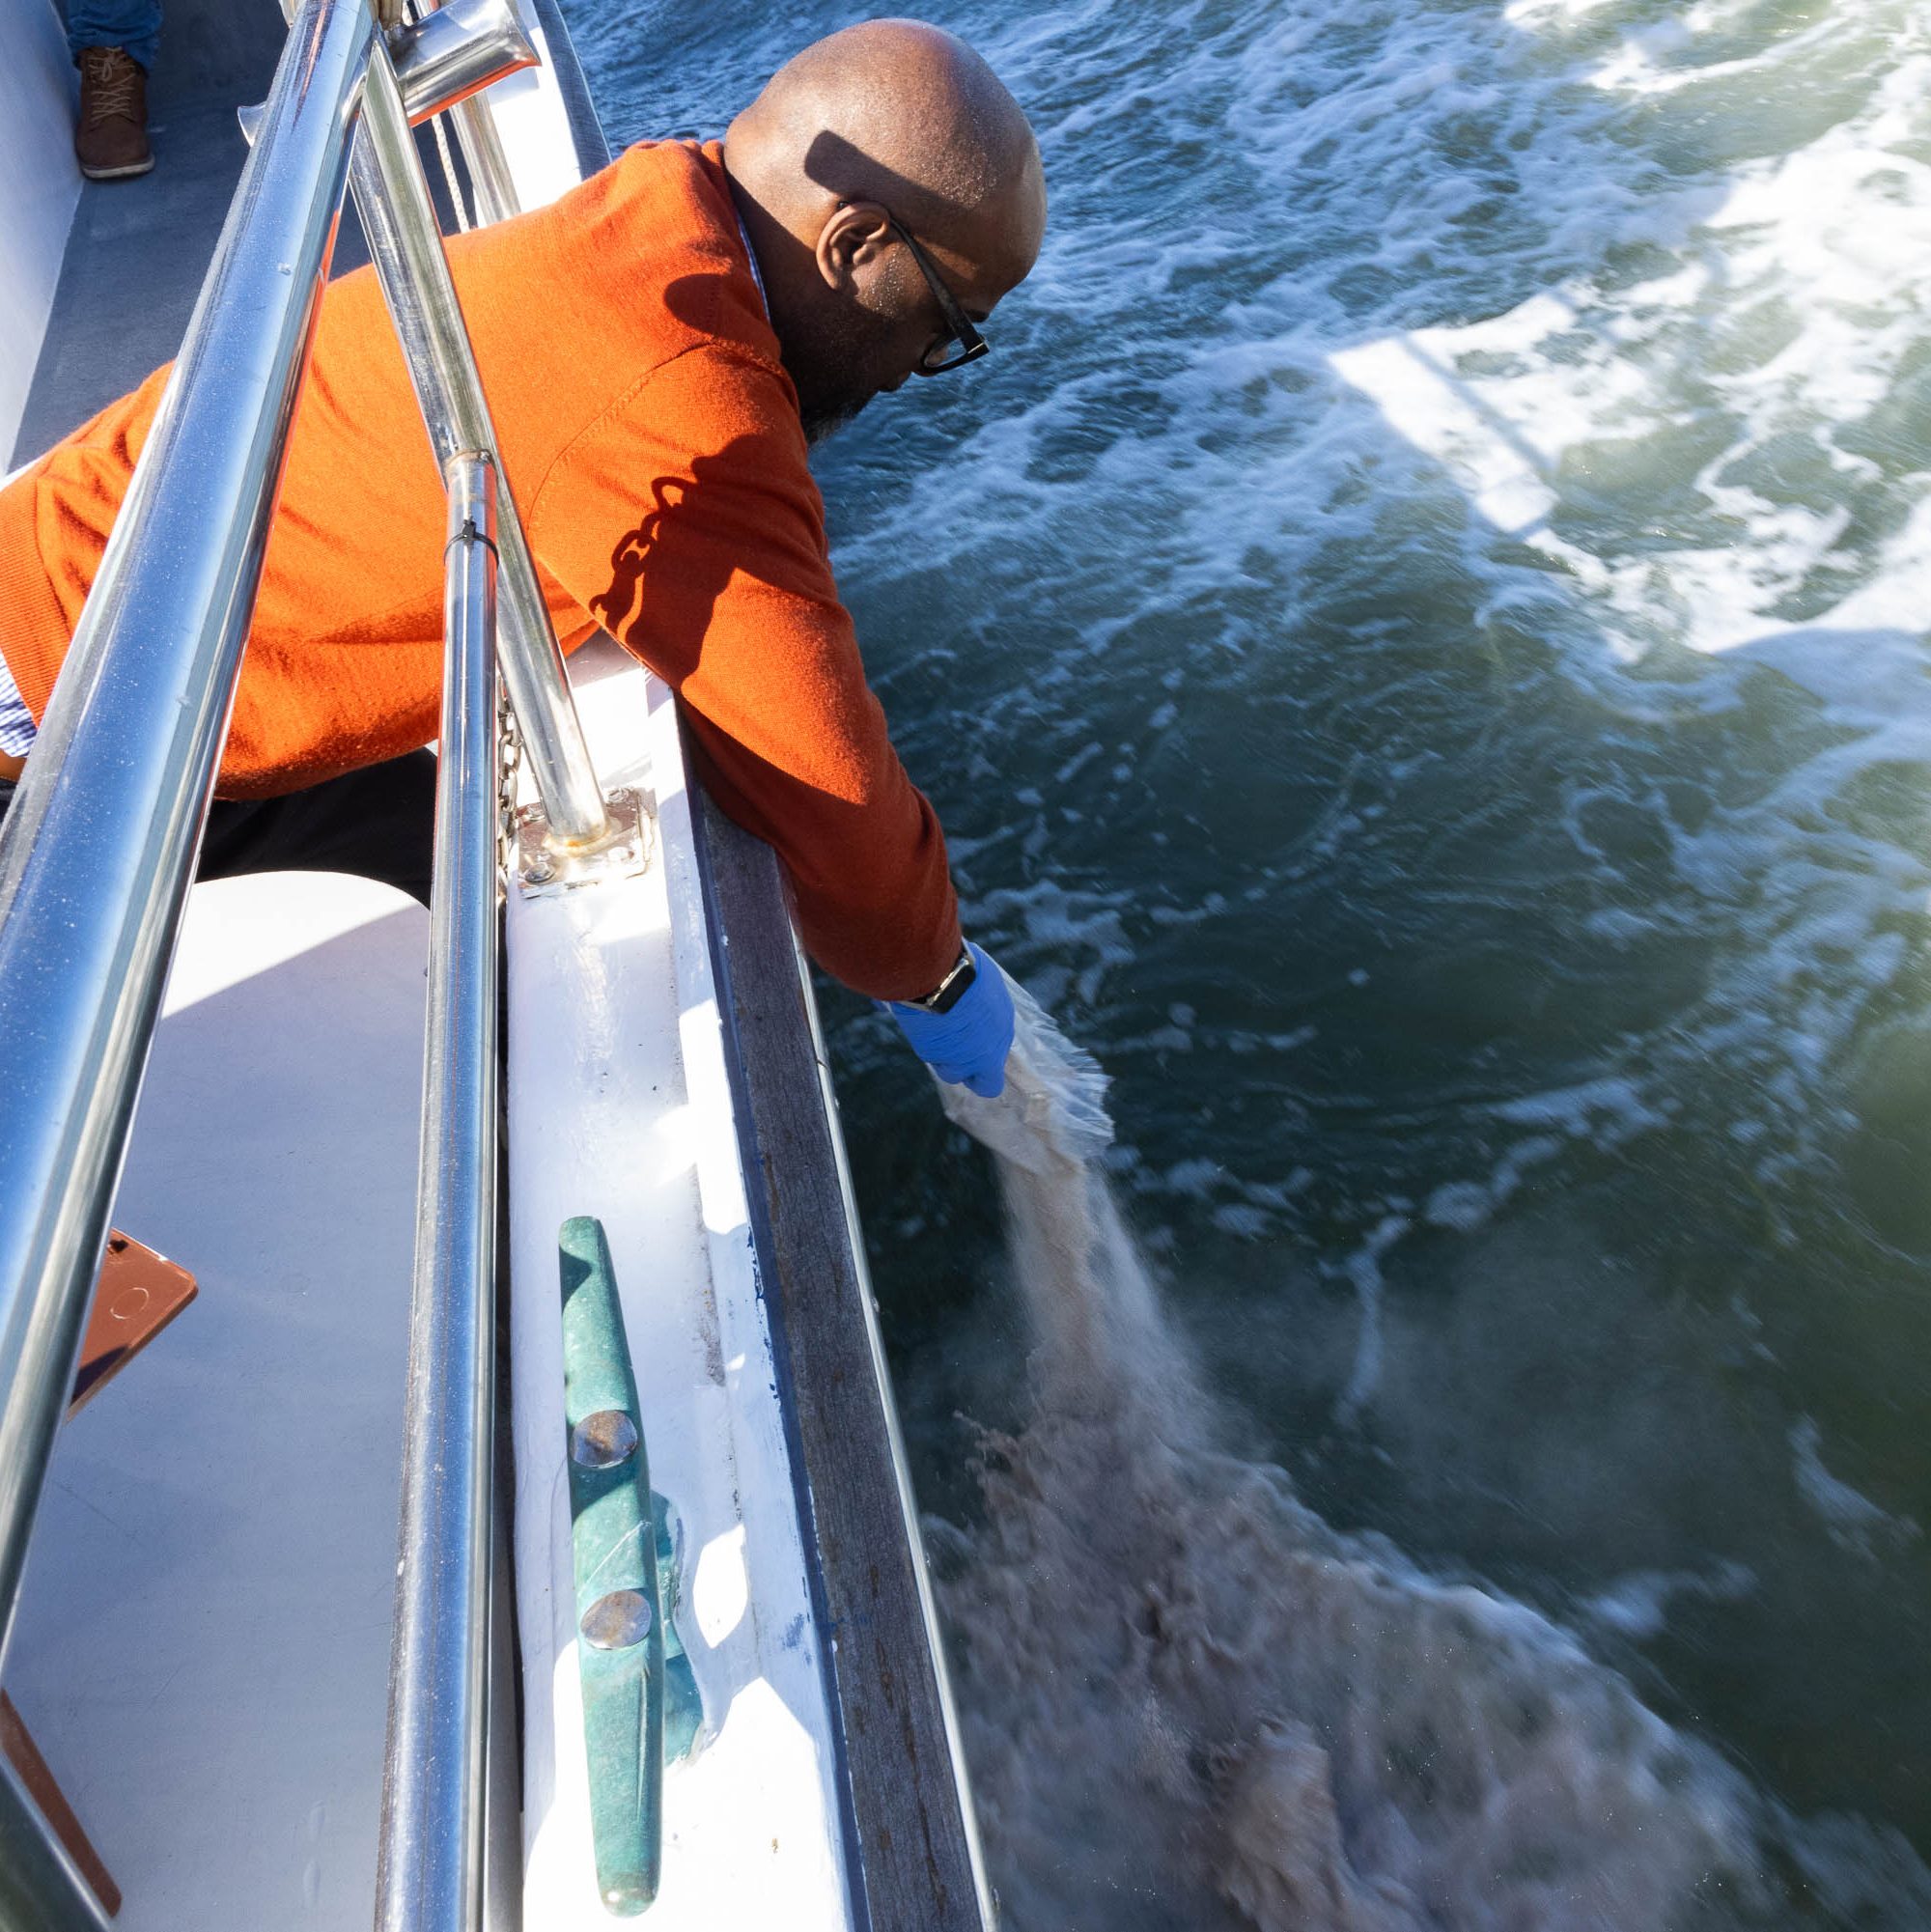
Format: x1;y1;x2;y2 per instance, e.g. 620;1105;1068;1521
516;787;654;897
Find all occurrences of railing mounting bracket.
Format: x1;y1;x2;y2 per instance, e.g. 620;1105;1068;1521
516;789;653;896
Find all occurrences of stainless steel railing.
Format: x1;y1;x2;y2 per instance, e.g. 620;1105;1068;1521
393;0;537;130
236;0;543;148
375;451;502;1931
350;27;611;846
0;0;610;1920
422;0;525;232
0;4;377;1919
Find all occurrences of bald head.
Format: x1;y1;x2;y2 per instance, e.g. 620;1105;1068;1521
729;20;1044;278
724;20;1046;440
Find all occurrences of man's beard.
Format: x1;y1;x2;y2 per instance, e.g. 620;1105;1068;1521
782;303;883;448
800;391;870;446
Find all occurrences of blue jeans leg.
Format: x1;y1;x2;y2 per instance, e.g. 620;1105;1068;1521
66;0;160;73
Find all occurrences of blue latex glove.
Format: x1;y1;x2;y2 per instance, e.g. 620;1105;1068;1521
883;941;1016;1099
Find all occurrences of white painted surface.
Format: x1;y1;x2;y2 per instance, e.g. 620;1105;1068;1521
491;47;854;1919
508;639;854;1928
4;873;428;1928
486;7;590;213
0;0;79;464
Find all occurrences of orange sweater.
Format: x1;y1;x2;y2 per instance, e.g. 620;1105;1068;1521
0;139;960;1001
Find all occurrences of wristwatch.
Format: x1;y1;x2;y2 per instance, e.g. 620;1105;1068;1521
909;943;977;1014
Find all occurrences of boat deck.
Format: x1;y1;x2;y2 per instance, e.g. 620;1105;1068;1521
14;0;273;460
11;0;467;464
8;876;431;1927
0;0;991;1919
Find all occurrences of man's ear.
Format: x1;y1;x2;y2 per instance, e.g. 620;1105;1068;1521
815;198;896;295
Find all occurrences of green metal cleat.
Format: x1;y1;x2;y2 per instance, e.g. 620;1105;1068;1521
559;1216;701;1916
651;1490;704;1766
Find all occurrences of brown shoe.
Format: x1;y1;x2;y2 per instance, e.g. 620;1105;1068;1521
74;46;154;181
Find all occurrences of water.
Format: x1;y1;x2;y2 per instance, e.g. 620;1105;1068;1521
580;0;1931;1920
935;989;1929;1926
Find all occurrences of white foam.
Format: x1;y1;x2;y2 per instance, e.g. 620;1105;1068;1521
1581;1560;1756;1638
1789;1415;1923;1560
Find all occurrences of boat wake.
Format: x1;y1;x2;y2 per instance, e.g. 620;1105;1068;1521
933;984;1931;1931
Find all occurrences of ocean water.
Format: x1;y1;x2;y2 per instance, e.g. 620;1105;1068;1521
931;985;1930;1927
581;0;1931;1921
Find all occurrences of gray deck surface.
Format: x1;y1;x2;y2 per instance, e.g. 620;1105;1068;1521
14;0;278;463
14;0;461;466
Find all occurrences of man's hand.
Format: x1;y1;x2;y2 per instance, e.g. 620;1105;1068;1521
883;941;1017;1099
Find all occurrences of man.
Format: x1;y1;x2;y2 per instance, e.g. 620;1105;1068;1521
0;19;1032;1095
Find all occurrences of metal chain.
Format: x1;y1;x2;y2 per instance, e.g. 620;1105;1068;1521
497;669;522;884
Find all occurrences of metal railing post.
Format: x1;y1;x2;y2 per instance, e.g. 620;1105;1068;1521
237;0;537;148
375;451;502;1932
447;96;522;226
349;32;611;850
0;0;373;1688
0;1758;108;1930
392;0;535;133
396;0;522;226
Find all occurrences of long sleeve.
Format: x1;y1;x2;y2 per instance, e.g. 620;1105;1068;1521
526;340;962;1001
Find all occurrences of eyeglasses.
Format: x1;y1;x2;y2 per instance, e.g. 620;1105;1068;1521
886;220;991;376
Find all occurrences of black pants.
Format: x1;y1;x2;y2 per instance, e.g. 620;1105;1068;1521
0;749;438;907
